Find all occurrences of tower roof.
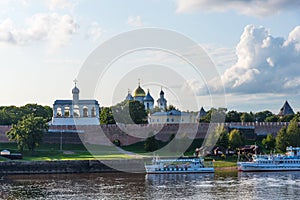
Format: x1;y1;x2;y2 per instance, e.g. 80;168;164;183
125;90;134;100
197;107;207;118
72;79;79;94
72;86;79;94
160;88;164;95
278;100;295;116
144;90;154;102
134;83;146;97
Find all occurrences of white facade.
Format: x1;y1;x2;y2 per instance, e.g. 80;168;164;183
148;110;198;124
51;84;100;126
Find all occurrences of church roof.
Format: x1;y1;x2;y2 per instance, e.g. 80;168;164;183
278;100;295;116
134;85;146;97
152;110;185;116
197;107;207;118
144;90;154;102
126;93;134;100
72;86;79;94
54;99;99;106
160;89;164;95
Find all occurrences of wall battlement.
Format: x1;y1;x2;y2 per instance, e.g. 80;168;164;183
0;122;293;146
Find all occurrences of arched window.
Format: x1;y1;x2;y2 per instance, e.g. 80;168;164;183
91;107;96;117
83;106;88;117
74;105;80;117
64;106;70;117
56;107;62;117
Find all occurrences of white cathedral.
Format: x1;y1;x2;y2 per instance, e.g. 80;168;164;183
51;81;100;126
125;82;167;111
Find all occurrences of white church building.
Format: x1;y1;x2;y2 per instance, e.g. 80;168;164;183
50;82;100;126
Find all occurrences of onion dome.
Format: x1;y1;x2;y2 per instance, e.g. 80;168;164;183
72;86;79;94
134;85;146;97
160;89;164;95
144;90;154;101
126;90;134;100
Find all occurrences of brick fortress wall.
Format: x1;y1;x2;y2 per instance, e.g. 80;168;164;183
0;122;291;146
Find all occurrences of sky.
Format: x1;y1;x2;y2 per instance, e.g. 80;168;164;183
0;0;299;113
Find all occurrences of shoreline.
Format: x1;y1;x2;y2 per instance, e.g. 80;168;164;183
0;159;238;175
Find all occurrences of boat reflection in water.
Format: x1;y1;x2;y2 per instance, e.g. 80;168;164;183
146;173;214;185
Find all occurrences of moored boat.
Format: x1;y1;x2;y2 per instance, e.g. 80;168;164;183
238;146;300;172
145;156;214;174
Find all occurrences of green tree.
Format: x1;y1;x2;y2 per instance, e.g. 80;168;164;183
216;125;229;149
166;105;178;111
228;129;242;149
240;112;254;122
100;107;116;125
21;104;53;121
6;114;49;154
0;104;52;125
265;115;279;122
279;114;295;122
144;135;159;152
276;126;288;152
255;110;273;122
262;134;276;151
201;108;226;123
112;100;147;124
226;110;241;122
287;117;300;147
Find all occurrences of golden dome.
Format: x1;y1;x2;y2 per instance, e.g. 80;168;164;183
134;85;146;97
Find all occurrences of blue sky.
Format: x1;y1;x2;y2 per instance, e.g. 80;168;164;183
0;0;299;113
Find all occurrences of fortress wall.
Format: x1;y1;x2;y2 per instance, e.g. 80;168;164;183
0;122;294;145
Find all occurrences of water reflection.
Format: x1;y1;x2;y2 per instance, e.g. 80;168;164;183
1;172;300;199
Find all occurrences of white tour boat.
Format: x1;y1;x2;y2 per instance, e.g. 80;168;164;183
145;156;214;174
238;146;300;172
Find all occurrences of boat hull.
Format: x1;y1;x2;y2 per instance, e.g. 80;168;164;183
238;163;300;172
145;166;214;174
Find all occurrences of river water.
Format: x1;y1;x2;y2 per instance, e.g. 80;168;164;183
1;171;300;199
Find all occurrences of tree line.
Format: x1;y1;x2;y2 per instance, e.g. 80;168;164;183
214;115;300;153
0;104;52;155
200;108;296;123
0;104;52;125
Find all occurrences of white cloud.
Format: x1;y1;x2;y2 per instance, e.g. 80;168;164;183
0;13;78;47
127;16;143;27
176;0;300;17
46;0;77;11
210;25;300;94
86;22;103;42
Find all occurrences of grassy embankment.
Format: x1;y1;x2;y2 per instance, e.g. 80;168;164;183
0;143;134;161
0;140;238;170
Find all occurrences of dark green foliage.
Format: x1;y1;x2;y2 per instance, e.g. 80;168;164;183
279;114;295;122
112;100;147;124
276;126;288;152
0;104;53;125
200;108;226;123
265;115;279;122
262;134;276;150
240;112;254;122
286;117;300;147
216;125;229;149
228;129;243;149
166;105;178;111
144;135;159;152
100;107;116;125
6;114;49;154
226;110;241;122
254;110;273;122
276;117;300;152
113;139;121;147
